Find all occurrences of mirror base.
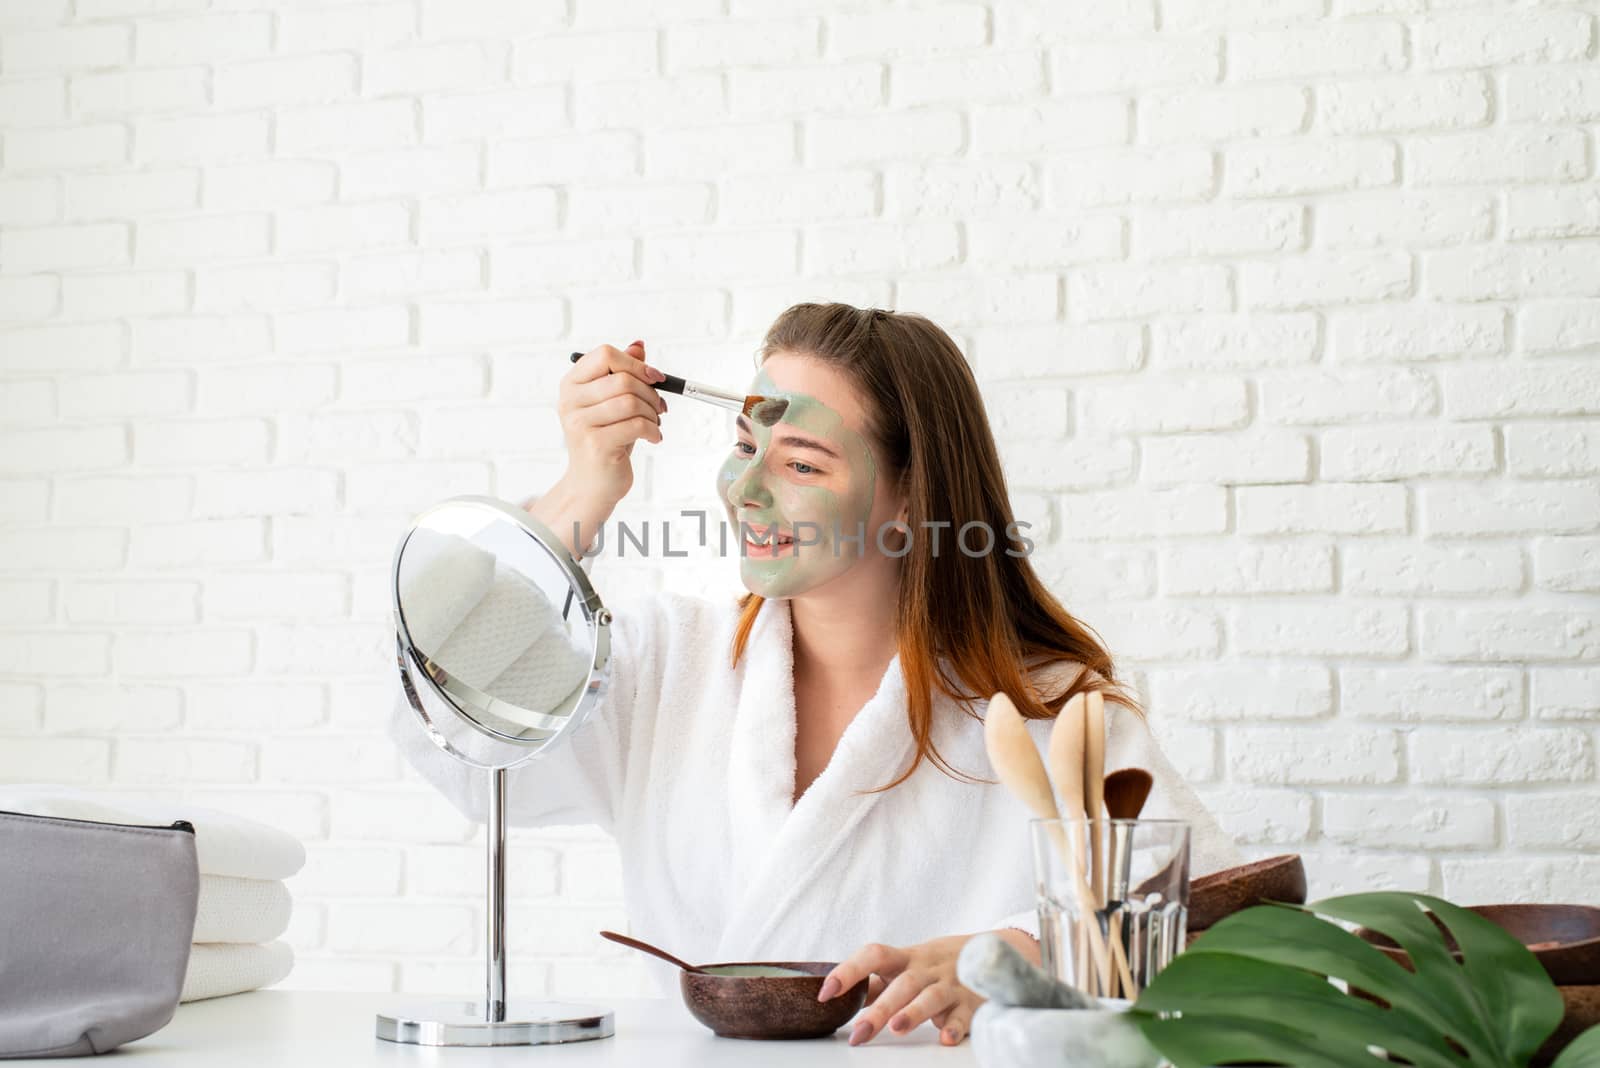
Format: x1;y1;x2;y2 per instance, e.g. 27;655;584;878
375;1000;614;1046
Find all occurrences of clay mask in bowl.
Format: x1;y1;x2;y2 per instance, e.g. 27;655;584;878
679;961;869;1040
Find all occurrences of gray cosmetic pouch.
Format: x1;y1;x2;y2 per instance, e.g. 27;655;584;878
0;809;199;1058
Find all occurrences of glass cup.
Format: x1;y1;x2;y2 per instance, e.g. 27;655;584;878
1030;818;1191;1001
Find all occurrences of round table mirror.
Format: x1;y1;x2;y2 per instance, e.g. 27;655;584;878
379;495;615;1047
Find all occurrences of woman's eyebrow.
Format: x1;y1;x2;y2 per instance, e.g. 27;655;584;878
774;433;842;460
733;415;842;460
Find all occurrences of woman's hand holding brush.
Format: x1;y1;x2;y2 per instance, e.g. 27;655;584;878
528;341;667;561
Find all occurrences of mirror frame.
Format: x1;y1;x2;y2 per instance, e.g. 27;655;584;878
390;495;612;771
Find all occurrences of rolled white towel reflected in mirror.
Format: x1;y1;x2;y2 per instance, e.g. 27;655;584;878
394;526;498;655
397;527;593;724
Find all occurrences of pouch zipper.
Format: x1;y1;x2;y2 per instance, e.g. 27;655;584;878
0;807;195;834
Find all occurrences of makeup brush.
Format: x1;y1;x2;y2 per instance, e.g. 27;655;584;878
1103;768;1153;823
568;351;784;423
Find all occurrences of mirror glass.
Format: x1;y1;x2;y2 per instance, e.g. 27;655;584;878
391;496;610;770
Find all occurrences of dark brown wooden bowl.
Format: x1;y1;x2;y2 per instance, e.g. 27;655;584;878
1476;905;1600;985
1354;906;1600;1066
679;961;869;1040
1357;904;1600;986
1539;985;1600;1066
1188;854;1308;932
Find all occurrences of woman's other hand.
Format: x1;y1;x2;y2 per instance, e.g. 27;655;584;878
817;930;1034;1047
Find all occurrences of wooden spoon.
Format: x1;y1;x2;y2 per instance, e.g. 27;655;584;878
984;691;1062;824
599;929;709;975
985;691;1112;990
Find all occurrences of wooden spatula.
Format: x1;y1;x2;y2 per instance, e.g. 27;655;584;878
1045;693;1086;824
1084;691;1107;898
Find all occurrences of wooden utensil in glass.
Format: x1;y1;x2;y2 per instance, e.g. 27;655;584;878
1044;693;1134;998
1046;694;1095;991
986;690;1113;992
1083;692;1107;901
1066;690;1134;999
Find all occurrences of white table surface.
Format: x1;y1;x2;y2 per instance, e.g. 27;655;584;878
28;991;976;1066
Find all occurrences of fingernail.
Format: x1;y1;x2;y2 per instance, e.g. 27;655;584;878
651;366;666;382
816;978;838;1002
889;1015;907;1033
848;1022;872;1046
943;1027;959;1043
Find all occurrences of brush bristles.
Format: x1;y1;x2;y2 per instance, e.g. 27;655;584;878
749;397;788;425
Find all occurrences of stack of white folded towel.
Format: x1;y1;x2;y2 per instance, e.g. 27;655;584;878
0;785;305;1002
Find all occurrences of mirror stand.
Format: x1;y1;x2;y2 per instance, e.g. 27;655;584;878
375;767;615;1046
377;496;618;1047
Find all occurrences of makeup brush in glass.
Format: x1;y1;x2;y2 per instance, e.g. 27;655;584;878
568;351;785;423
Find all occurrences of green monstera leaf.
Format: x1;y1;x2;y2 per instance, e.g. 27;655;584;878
1554;1027;1600;1068
1128;891;1600;1068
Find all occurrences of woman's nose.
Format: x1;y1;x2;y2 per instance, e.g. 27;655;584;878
728;462;773;508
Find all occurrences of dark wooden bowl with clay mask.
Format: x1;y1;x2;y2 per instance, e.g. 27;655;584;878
679;961;869;1040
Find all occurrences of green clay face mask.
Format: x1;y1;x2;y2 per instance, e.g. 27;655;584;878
701;964;811;978
715;365;878;599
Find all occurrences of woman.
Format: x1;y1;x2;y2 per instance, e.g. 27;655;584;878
391;303;1240;1047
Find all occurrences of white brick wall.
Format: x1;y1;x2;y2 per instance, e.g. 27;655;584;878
2;0;1598;997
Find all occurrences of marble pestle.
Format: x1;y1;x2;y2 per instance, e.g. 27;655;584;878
957;932;1097;1010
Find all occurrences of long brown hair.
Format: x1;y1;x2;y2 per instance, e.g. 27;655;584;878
728;302;1139;792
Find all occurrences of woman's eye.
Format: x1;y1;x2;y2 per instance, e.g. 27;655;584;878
789;461;818;475
734;441;755;456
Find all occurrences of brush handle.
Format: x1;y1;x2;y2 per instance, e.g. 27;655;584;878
569;350;697;404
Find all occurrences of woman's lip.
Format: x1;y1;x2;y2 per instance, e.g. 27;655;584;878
743;532;794;555
743;524;794;544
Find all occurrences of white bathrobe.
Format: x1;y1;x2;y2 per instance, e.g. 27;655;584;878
389;563;1243;995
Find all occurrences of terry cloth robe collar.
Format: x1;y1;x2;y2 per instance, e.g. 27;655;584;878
719;596;915;961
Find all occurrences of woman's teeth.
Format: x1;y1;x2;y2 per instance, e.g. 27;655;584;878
746;530;794;549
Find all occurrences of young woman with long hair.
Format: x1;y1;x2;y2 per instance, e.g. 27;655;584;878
393;302;1239;1047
